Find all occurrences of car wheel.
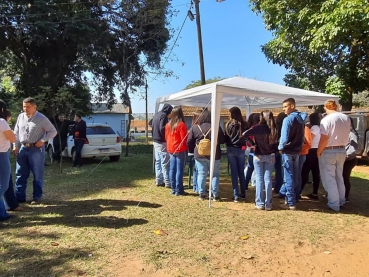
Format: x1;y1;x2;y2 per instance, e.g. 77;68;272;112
109;155;120;162
48;146;54;164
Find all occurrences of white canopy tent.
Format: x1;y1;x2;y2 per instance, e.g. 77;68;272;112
155;77;339;206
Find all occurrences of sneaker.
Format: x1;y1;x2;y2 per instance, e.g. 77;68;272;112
30;199;42;205
199;195;206;201
233;197;239;203
345;197;350;203
165;184;171;188
322;194;328;198
279;203;296;210
307;194;319;200
170;191;175;195
265;207;272;211
212;196;220;202
156;183;165;187
255;205;264;210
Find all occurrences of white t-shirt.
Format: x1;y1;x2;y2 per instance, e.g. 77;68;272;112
320;112;350;147
0;118;11;152
310;125;321;148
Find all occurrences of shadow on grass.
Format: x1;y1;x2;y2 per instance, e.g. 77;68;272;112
0;238;92;277
3;199;161;229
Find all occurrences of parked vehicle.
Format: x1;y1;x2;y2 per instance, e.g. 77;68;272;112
344;112;369;161
48;123;122;163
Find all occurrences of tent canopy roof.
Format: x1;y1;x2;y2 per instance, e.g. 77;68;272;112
156;77;338;110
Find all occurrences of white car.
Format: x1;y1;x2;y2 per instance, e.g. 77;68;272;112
48;123;122;162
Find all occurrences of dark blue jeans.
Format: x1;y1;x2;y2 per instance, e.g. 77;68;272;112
4;173;19;210
244;150;254;192
15;145;46;201
274;151;283;194
74;139;85;166
0;151;11;220
227;146;246;199
281;153;300;206
169;151;186;194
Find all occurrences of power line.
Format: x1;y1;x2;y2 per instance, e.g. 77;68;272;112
148;2;191;83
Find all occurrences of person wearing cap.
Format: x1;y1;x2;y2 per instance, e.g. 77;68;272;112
317;100;350;212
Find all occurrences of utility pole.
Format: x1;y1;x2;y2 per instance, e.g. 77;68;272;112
145;78;149;144
194;0;206;85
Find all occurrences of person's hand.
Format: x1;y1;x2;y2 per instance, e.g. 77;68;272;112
35;140;45;148
317;152;322;158
13;148;19;156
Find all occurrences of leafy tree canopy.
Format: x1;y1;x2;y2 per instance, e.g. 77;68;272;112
184;76;225;90
250;0;369;110
0;0;173;116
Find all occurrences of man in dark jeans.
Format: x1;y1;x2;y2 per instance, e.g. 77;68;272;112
72;114;87;168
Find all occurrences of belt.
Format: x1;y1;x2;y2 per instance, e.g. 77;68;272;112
22;143;36;148
324;145;345;150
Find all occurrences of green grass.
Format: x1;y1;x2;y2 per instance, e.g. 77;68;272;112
1;144;369;276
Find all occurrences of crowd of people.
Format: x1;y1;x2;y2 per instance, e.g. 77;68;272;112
0;97;88;222
151;98;358;212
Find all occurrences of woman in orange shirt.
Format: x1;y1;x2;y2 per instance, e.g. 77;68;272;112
165;107;188;196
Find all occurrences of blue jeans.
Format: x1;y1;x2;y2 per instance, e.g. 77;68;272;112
169;151;186;194
274;151;283;193
195;158;221;197
0;151;11;220
227;147;246;198
295;155;306;201
15;145;46;201
74;139;85;166
244;150;254;191
153;142;170;186
254;154;275;209
281;153;300;206
319;149;346;211
193;164;198;192
4;172;19;210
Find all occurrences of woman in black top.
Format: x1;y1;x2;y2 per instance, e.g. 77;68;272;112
243;110;278;210
224;107;248;202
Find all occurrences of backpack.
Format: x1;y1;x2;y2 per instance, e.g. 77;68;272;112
196;125;212;156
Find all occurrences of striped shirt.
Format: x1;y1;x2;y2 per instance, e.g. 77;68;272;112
14;111;57;148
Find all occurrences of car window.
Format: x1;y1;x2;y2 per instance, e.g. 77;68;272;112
87;126;116;135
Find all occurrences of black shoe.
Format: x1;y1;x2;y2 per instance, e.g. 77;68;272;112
240;194;246;199
199;194;206;201
156;183;165;187
212;196;220;202
30;198;42;205
345;197;350;203
307;194;319;200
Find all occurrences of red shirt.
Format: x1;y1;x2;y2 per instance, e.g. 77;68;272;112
165;121;188;154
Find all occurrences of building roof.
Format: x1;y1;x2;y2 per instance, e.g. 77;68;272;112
131;120;152;130
181;106;246;117
92;103;130;114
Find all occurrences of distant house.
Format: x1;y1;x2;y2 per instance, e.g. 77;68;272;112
130;120;152;134
84;103;130;138
181;106;246;131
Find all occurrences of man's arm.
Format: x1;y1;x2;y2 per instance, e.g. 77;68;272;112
278;117;291;151
317;135;329;157
41;118;57;142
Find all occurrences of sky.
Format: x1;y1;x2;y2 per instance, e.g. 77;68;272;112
128;0;288;113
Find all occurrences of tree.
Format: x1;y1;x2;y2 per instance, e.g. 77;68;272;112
184;77;225;90
250;0;369;110
0;0;173;118
353;91;369;108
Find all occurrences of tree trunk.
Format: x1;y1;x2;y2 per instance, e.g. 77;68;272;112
125;101;132;157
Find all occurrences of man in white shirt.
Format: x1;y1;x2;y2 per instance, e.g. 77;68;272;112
317;100;350;212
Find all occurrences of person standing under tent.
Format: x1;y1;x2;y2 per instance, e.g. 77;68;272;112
300;112;321;200
273;112;287;194
342;116;358;203
243;113;259;196
278;98;306;210
317;100;350;212
150;104;173;188
0;100;17;221
165;106;188;196
224;107;248;203
13;97;57;204
243;110;278;211
187;109;225;201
